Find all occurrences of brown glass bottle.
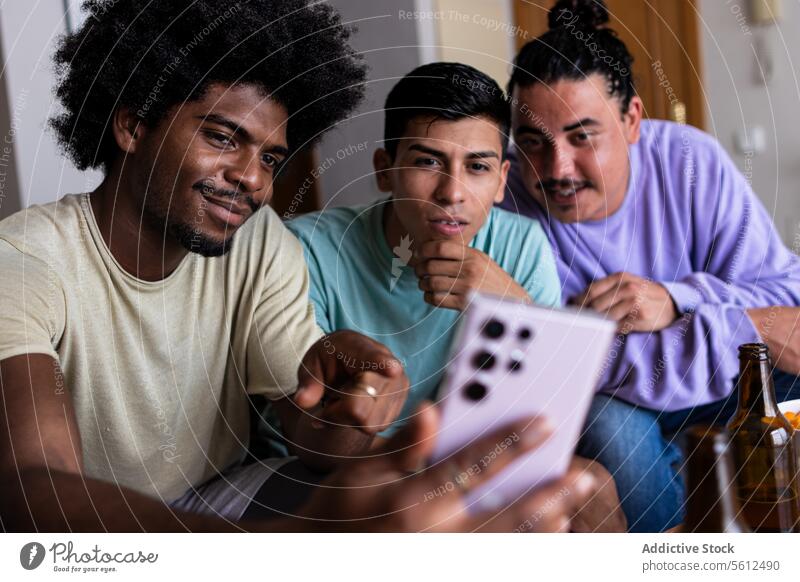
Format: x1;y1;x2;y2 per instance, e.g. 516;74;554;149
727;343;800;532
684;426;750;532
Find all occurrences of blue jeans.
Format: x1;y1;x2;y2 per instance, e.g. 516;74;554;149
577;371;800;532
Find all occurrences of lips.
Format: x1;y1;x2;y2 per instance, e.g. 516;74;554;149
428;215;469;237
544;186;589;206
200;194;250;228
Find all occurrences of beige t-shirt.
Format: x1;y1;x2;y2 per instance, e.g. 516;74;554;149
0;194;323;502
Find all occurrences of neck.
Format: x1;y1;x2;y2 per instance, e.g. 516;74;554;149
382;198;415;261
90;162;188;281
602;159;631;220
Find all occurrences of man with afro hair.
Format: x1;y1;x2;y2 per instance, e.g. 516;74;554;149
0;0;600;532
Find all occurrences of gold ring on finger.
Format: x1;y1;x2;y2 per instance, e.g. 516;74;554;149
354;382;379;400
447;462;470;493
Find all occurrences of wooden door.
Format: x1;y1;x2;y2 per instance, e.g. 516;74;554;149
513;0;705;129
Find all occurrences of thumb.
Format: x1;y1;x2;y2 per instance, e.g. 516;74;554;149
380;402;439;473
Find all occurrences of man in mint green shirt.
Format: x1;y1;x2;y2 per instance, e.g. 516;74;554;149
287;62;561;435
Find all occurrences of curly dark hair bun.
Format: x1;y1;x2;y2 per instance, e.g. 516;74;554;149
548;0;610;30
510;0;633;112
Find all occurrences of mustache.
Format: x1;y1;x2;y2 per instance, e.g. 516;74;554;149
192;180;260;213
537;178;593;192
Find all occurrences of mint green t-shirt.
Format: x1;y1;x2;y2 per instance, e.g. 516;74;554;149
286;199;561;434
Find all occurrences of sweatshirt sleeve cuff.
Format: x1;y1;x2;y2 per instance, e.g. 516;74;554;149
662;280;703;314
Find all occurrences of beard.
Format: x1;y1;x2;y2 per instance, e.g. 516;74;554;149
141;194;235;258
169;221;233;257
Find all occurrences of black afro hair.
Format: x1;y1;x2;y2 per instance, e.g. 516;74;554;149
50;0;367;170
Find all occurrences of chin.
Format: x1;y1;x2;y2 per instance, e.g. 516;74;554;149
171;222;235;257
553;210;583;224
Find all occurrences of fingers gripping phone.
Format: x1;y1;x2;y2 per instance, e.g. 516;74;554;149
431;293;616;513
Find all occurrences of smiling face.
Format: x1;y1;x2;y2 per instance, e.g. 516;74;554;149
511;74;642;223
375;116;510;248
119;83;289;256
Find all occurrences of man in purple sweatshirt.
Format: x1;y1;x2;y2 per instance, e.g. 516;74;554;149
500;0;800;531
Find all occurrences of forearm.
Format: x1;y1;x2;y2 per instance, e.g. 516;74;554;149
600;303;760;410
1;468;303;532
664;274;800;314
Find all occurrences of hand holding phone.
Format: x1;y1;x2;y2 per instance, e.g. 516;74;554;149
430;293;616;513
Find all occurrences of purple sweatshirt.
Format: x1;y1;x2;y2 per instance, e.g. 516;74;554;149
501;120;800;411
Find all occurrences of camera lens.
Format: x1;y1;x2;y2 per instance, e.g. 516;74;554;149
518;327;533;340
463;382;488;402
472;351;496;370
509;359;523;373
482;319;505;339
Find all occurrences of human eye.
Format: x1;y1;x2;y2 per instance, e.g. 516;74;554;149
262;153;280;169
205;130;235;149
518;136;545;151
572;131;596;145
468;162;490;173
415;157;440;168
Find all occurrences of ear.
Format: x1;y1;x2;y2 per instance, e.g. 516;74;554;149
111;107;146;155
494;158;511;204
373;148;394;193
622;96;643;145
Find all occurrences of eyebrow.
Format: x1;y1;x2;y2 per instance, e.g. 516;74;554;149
408;144;499;160
516;117;600;136
197;113;290;156
563;118;600;132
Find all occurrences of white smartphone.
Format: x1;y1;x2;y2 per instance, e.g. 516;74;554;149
430;292;616;513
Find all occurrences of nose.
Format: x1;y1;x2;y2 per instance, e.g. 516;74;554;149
434;169;466;207
547;143;576;180
223;151;268;203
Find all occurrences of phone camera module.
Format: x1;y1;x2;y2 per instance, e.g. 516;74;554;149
509;349;524;373
472;351;496;370
482;319;505;339
463;382;488;402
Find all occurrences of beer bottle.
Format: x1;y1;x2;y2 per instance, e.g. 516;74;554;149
684;426;750;532
727;343;800;532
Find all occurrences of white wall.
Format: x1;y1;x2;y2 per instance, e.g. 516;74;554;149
5;0;796;246
317;0;517;209
698;0;800;248
0;33;22;220
0;2;101;217
315;0;423;209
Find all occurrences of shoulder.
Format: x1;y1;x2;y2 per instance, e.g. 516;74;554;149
484;206;549;245
638;119;728;166
286;204;372;249
228;205;307;275
0;238;53;280
476;207;554;272
638;120;750;212
0;194;84;259
287;205;365;234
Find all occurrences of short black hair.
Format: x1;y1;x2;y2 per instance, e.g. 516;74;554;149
383;62;511;159
51;0;367;171
508;0;635;113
